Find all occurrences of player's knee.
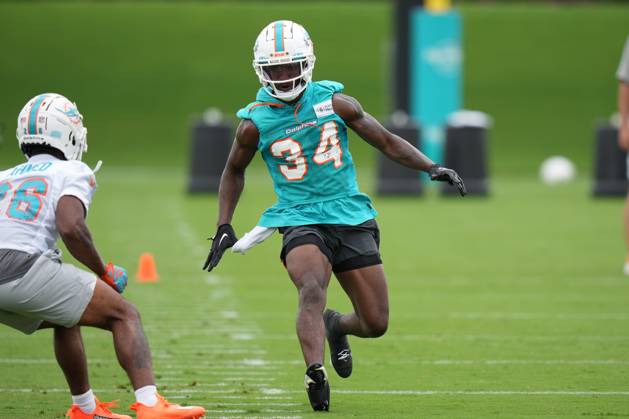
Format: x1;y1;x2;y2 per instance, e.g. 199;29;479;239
298;279;327;309
121;301;141;324
363;314;388;338
110;300;140;325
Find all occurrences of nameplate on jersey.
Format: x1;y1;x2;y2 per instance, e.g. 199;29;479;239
313;99;334;119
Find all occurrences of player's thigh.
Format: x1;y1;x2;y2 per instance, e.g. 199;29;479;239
285;244;333;290
78;280;136;329
0;252;96;334
335;264;389;321
281;226;333;288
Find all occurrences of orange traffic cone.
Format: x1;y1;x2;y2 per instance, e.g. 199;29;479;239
136;252;159;283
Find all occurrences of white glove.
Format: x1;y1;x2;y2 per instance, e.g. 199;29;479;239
232;226;276;254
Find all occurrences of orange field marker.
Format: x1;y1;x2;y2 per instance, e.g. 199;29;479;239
136;252;159;283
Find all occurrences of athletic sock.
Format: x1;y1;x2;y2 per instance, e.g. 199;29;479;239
72;389;96;413
135;385;158;407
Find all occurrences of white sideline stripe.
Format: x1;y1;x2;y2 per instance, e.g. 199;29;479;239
208;417;302;419
159;359;629;367
189;409;302;413
219;396;294;400
206;403;300;406
0;358;110;364
6;358;628;366
444;312;629;320
156;348;267;355
1;388;626;397
426;360;629;365
206;410;246;413
144;325;258;332
335;390;629;396
158;372;274;378
396;334;629;342
229;312;629;321
163;382;271;388
156;366;278;373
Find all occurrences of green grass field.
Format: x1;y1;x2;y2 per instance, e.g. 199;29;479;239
1;1;629;417
1;167;628;418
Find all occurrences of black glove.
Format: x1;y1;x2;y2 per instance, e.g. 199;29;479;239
202;224;238;272
428;164;467;197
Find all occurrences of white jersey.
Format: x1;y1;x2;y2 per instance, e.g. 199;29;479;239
0;154;97;255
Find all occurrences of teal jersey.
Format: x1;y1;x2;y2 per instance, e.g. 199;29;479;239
237;80;377;227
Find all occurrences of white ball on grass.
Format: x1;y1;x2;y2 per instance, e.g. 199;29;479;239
539;156;576;185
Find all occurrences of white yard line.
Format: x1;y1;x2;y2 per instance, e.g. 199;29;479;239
6;388;626;397
6;357;629;366
218;312;629;321
161;205;278;391
159;359;629;367
202;403;300;406
335;390;629;396
423;360;629;365
443;312;629;320
205;417;302;419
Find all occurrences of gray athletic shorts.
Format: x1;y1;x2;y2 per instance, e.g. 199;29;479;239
280;219;382;273
0;249;96;334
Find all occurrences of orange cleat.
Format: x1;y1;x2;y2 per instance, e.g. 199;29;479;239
66;399;132;419
130;393;205;419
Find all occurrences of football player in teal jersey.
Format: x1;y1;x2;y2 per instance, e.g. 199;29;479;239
203;20;466;411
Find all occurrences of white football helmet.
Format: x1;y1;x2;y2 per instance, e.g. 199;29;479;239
253;20;316;102
16;93;88;161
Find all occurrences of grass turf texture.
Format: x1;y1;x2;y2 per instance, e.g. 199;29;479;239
1;1;629;417
0;167;628;417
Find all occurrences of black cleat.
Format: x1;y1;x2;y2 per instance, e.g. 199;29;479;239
324;309;353;378
304;363;330;411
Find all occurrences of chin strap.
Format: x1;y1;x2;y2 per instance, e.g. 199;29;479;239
92;160;103;173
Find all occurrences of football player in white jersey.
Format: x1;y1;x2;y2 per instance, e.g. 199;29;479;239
0;94;205;419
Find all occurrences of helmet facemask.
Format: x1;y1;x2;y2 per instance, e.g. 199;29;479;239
254;57;315;102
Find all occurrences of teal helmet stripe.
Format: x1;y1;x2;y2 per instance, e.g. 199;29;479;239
28;94;48;135
274;21;284;52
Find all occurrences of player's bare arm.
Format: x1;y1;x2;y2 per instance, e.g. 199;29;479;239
203;119;259;271
56;195;106;277
333;93;435;171
619;81;629;150
332;93;466;195
217;119;260;225
56;195;127;293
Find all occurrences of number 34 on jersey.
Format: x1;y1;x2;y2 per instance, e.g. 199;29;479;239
270;121;343;181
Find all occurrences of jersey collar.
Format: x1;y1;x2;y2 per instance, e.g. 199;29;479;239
28;154;60;163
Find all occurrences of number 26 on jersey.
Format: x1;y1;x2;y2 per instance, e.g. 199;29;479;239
0;178;49;222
